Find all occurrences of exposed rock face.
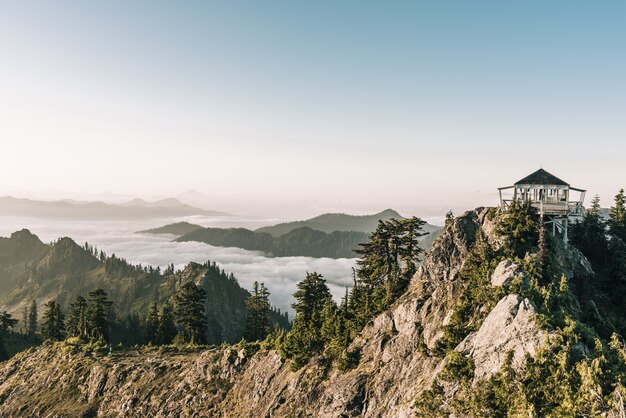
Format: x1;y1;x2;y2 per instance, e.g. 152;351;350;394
0;208;582;417
490;260;529;287
456;294;549;381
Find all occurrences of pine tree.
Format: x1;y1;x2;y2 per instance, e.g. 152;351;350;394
66;295;88;339
445;210;455;227
0;311;18;361
355;217;426;317
27;299;37;339
497;200;540;258
609;189;626;242
173;282;208;344
589;194;602;217
86;288;113;342
320;300;338;345
21;304;28;335
244;282;271;341
571;194;608;266
158;303;177;345
144;302;160;345
280;272;333;370
41;300;65;341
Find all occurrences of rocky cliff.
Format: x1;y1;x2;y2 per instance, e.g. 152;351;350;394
0;208;620;417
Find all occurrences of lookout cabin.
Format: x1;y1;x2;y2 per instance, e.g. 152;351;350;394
498;168;586;243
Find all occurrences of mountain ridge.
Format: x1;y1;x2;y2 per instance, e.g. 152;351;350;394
0;196;229;219
0;230;288;345
255;208;440;237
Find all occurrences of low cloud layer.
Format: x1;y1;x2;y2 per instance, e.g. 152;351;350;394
0;216;356;314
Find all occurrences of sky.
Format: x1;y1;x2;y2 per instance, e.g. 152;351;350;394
1;1;625;217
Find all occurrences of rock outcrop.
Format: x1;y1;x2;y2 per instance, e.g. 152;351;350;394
456;294;549;381
490;260;529;287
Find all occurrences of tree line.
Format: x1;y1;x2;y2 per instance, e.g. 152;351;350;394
0;281;211;356
0;275;283;356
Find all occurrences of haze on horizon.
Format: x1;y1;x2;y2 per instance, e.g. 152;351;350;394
1;1;625;217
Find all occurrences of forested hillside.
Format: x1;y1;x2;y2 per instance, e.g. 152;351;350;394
0;230;289;351
176;226;369;258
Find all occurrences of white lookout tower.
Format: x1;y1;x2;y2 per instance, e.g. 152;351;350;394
498;168;586;243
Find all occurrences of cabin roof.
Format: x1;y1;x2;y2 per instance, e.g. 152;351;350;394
514;168;569;187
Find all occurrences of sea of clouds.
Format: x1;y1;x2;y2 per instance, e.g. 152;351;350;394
0;216;356;315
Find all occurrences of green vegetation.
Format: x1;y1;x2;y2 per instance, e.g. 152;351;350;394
244;282;271;342
86;288;113;342
435;235;503;353
608;189;626;242
415;189;626;416
354;217;428;311
496;199;540;259
174;282;208;345
176;226;370;258
27;299;37;339
41;301;65;341
0;311;18;360
158;303;177;345
173;209;441;259
144;302;160;345
66;296;88;340
279;217;427;370
279;272;334;370
0;231;290;357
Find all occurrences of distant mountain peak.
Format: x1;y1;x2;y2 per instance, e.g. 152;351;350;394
378;208;402;217
9;228;39;240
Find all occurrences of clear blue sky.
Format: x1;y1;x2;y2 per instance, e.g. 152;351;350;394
1;1;625;214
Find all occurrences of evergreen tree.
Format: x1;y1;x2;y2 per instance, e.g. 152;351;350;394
41;300;65;341
609;189;626;242
570;194;608;266
66;296;88;339
244;282;271;341
355;217;426;317
27;299;37;339
173;282;208;344
86;288;113;341
21;304;28;335
445;210;455;227
158;303;177;345
589;194;602;217
144;302;160;345
0;311;18;361
280;272;333;370
320;299;339;345
497;200;540;258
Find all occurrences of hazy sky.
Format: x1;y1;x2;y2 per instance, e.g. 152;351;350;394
1;1;625;215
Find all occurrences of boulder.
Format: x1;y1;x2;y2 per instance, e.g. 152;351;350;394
490;260;529;287
456;294;549;381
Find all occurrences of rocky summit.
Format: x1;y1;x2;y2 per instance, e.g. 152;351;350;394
1;207;625;417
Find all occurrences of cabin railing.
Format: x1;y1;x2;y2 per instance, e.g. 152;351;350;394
500;199;584;215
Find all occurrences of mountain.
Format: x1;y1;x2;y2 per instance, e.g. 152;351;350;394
121;198;189;208
0;196;229;219
0;230;289;346
138;221;203;236
175;226;368;258
146;210;442;258
255;208;440;237
4;207;626;416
